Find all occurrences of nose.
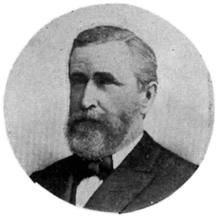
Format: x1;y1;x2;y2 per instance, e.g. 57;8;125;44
81;80;98;110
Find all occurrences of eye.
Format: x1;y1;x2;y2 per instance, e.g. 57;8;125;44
71;77;87;85
94;72;123;87
69;73;88;86
95;76;115;86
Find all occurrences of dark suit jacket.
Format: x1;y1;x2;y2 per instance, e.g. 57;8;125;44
30;131;198;213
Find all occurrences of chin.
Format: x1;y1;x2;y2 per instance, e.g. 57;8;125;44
65;115;131;160
67;130;131;160
67;130;116;160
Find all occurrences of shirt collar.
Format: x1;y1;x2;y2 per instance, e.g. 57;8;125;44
112;133;144;169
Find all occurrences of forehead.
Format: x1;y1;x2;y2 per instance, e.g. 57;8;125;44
70;41;135;79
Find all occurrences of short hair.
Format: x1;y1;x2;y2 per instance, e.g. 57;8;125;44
68;25;158;91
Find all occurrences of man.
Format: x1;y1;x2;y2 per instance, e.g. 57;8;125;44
30;26;198;213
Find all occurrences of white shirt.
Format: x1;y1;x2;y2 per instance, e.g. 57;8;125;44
76;133;143;207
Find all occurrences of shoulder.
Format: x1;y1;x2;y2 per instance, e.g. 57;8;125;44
30;155;78;195
141;131;198;174
122;132;199;212
143;131;199;193
137;131;199;194
156;143;198;177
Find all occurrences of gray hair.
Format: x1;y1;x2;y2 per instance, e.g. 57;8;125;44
69;25;158;91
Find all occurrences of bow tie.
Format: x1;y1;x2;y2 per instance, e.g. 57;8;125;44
86;156;113;180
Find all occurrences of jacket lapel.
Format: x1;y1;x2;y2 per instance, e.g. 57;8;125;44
85;132;162;213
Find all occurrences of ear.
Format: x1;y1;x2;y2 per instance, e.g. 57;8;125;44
140;81;157;116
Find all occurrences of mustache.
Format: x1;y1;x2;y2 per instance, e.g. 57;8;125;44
71;117;101;125
68;112;106;124
66;112;108;136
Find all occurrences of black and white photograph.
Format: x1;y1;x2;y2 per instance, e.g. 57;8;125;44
0;1;219;216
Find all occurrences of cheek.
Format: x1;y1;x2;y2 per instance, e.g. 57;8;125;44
105;87;140;116
69;87;84;111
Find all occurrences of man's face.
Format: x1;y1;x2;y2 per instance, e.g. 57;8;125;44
66;41;144;160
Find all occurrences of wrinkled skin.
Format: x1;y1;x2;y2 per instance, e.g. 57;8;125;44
66;41;150;160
